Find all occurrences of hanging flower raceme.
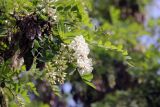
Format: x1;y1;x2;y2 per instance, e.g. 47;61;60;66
15;94;25;107
69;35;93;75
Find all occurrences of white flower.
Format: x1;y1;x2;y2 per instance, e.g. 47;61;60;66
69;35;93;75
11;50;24;69
48;8;57;20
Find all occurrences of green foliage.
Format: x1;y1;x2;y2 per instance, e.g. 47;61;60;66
2;0;158;107
0;0;127;106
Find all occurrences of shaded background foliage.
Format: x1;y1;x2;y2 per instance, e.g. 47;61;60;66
0;0;160;107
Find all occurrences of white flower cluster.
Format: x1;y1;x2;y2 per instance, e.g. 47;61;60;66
45;71;57;85
69;35;93;75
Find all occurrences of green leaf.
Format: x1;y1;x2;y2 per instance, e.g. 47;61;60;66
105;41;111;47
98;40;103;45
21;65;26;71
81;73;93;82
122;50;128;56
83;80;96;89
39;14;48;20
26;82;34;88
34;40;40;48
117;44;123;51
